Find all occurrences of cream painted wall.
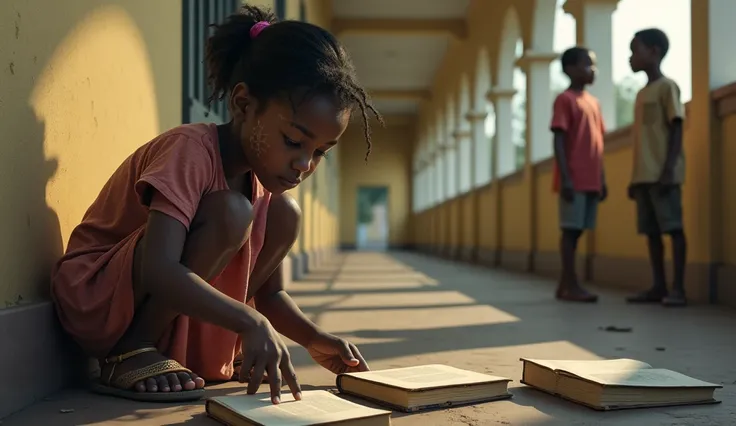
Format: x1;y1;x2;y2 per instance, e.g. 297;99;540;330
0;1;181;307
339;121;414;247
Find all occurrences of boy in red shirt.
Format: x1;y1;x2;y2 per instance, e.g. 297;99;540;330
550;47;607;302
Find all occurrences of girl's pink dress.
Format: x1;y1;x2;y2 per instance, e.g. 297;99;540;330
51;123;271;381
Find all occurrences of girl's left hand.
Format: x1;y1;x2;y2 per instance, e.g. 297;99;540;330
306;333;369;374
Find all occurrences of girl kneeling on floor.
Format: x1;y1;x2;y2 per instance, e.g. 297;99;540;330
51;4;379;405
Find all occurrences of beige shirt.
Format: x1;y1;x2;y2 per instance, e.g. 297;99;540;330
630;77;686;184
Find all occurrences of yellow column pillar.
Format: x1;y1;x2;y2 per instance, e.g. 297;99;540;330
688;0;732;302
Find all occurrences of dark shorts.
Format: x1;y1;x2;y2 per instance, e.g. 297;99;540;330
559;191;599;230
633;184;683;235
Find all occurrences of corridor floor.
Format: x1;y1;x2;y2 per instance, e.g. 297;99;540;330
4;252;735;425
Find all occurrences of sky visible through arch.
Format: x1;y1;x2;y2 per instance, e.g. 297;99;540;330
551;0;692;101
486;0;692;152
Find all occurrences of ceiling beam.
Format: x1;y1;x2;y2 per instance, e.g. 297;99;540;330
332;18;467;39
349;112;417;127
369;89;432;101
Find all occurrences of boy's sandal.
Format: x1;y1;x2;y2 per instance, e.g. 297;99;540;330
90;347;205;402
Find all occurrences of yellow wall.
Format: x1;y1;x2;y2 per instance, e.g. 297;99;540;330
339;119;414;247
0;0;344;308
722;112;736;265
0;1;181;307
285;0;340;259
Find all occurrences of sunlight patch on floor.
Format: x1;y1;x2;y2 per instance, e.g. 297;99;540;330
318;304;520;333
333;272;438;284
294;290;475;309
284;335;405;348
289;279;439;293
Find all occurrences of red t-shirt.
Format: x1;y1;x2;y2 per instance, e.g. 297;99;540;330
550;90;606;192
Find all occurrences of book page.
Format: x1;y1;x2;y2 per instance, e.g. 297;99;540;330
342;365;509;390
563;368;722;388
211;390;390;426
522;358;652;375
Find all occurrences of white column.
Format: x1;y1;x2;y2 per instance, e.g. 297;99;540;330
466;111;490;186
419;145;429;210
428;156;436;207
454;129;473;193
422;161;429;209
488;88;517;178
564;0;619;128
412;166;419;213
517;51;558;162
444;142;457;199
433;151;444;204
423;161;430;208
417;165;427;212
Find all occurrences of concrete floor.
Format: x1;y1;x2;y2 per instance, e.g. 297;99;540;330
4;252;735;425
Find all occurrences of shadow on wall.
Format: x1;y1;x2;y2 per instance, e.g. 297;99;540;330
0;1;173;306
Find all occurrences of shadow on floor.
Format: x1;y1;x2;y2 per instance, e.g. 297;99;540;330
4;251;735;425
283;251;736;424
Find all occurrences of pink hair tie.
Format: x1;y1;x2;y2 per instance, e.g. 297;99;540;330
250;21;270;38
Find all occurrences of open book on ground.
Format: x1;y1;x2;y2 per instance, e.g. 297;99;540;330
336;364;512;412
205;390;392;426
520;358;722;411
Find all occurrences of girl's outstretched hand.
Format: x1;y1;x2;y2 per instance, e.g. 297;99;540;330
306;333;370;374
238;314;301;405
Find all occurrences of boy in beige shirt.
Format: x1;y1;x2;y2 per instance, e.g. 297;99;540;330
625;28;687;307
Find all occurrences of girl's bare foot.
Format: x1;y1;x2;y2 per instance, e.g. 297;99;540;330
98;346;205;395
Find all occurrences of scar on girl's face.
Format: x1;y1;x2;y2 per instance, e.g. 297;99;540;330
250;119;269;157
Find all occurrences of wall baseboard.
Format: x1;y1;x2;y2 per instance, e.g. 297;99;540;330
533;251;587;282
589;254;711;303
717;264;736;308
416;247;722;305
476;248;498;267
0;302;86;419
499;250;533;273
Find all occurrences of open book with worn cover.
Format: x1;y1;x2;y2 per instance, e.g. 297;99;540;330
336;364;512;412
520;358;722;411
205;390;392;426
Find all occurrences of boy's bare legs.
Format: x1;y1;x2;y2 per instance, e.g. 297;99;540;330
662;230;687;306
101;190;254;393
627;185;685;305
557;192;598;302
649;233;668;294
557;229;598;302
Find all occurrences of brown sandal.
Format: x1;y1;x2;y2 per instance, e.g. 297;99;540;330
90;347;205;402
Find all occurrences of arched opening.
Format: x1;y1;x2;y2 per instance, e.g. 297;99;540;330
496;7;524;176
419;138;430;212
425;126;437;209
551;0;576;94
512;39;527;170
457;74;473;194
444;96;457;199
612;0;691;127
474;47;494;186
433;114;445;205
